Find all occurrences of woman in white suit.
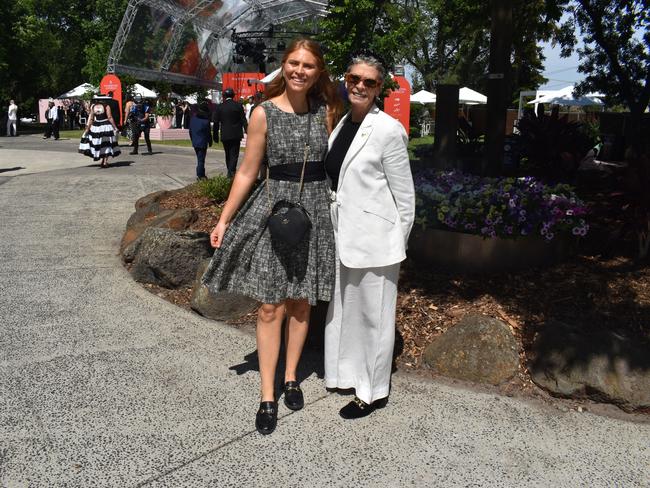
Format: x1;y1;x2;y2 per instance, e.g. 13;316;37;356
324;54;415;419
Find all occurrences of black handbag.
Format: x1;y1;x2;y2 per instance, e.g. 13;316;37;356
265;109;312;246
267;200;311;246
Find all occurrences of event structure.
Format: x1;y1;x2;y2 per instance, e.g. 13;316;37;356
107;0;329;88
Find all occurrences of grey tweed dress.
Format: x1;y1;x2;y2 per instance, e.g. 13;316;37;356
201;100;335;305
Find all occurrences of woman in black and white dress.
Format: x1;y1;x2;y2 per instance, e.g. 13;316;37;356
79;100;121;168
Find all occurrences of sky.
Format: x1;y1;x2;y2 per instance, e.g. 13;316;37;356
539;41;584;91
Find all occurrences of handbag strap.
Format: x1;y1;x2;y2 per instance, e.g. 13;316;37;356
266;105;312;211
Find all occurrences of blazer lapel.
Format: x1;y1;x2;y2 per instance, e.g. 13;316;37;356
328;112;348;150
337;105;378;191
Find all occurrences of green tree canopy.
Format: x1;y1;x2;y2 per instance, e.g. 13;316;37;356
318;0;569;105
560;0;650;116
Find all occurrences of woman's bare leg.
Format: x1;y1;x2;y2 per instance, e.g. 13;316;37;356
256;302;285;401
283;299;311;382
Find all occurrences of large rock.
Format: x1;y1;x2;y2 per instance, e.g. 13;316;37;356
135;189;177;210
129;227;212;288
121;208;199;255
190;259;258;320
529;320;650;412
423;314;519;385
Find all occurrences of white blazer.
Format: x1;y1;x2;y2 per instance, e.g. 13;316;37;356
329;105;415;269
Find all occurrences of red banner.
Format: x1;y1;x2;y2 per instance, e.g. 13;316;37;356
100;74;123;126
222;72;265;101
383;76;411;134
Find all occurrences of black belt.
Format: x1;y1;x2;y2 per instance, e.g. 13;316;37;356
267;161;326;182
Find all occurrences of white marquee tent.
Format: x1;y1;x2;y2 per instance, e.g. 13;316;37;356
410;89;437;104
57;83;97;99
458;87;487;105
528;85;604;106
132;83;158;98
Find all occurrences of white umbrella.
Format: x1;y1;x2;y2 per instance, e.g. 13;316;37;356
458;87;487;105
57;83;97;99
528;85;604;106
132;83;158;98
410;89;437;104
260;67;281;84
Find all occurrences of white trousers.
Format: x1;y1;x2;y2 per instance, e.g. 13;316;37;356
6;119;16;136
324;257;400;404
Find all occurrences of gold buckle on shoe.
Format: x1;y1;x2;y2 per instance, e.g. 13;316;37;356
353;397;368;409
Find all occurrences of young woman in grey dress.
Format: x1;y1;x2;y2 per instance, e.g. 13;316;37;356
202;39;341;435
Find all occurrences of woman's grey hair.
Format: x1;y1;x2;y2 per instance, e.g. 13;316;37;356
347;55;386;81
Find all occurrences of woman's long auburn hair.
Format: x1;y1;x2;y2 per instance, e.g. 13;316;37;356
265;38;343;124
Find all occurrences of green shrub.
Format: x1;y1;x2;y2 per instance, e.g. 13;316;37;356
195;175;232;202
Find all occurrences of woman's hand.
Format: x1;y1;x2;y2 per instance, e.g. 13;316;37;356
210;221;229;248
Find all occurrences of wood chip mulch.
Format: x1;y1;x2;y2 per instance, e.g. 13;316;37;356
137;186;649;408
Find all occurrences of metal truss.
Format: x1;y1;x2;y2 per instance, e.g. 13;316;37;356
160;0;214;71
110;0;330;85
107;0;143;73
114;64;220;88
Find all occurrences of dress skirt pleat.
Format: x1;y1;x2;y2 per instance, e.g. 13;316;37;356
325;253;400;404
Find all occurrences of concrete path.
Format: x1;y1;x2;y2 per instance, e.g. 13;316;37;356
1;135;648;487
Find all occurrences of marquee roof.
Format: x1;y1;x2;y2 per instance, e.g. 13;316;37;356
108;0;329;88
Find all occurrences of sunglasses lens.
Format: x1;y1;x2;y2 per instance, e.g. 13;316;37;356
346;74;378;88
346;74;361;85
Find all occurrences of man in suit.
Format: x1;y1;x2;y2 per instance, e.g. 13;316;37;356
189;102;213;180
106;92;121;128
43;99;60;140
212;87;247;177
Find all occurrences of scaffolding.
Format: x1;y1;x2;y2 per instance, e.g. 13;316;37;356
107;0;329;87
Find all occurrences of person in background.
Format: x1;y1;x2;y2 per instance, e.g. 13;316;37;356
324;53;415;419
79;96;121;168
123;96;134;137
174;99;182;128
189;102;213;180
106;91;121;129
179;101;191;129
7;100;18;136
68;101;80;130
212;87;247;178
43;99;60;140
129;96;152;155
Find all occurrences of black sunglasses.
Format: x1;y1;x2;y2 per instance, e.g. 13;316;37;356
344;73;380;88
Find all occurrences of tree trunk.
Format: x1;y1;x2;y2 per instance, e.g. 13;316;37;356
433;84;459;169
484;0;513;176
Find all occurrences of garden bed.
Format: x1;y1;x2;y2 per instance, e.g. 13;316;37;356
145;182;649;414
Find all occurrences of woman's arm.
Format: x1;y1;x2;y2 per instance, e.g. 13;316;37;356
210;105;267;248
84;107;95;133
381;121;415;245
105;105;117;130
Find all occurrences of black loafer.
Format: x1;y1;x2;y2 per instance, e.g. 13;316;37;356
339;396;388;420
255;401;277;435
283;381;304;411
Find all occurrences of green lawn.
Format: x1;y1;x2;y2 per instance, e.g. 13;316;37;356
58;129;224;151
59;129;85;139
408;135;434;149
408;135;434;159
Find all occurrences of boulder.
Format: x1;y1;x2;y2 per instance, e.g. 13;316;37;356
121;208;199;255
423;314;519;385
529;320;650;412
190;259;258;320
129;227;212;288
135;189;176;210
